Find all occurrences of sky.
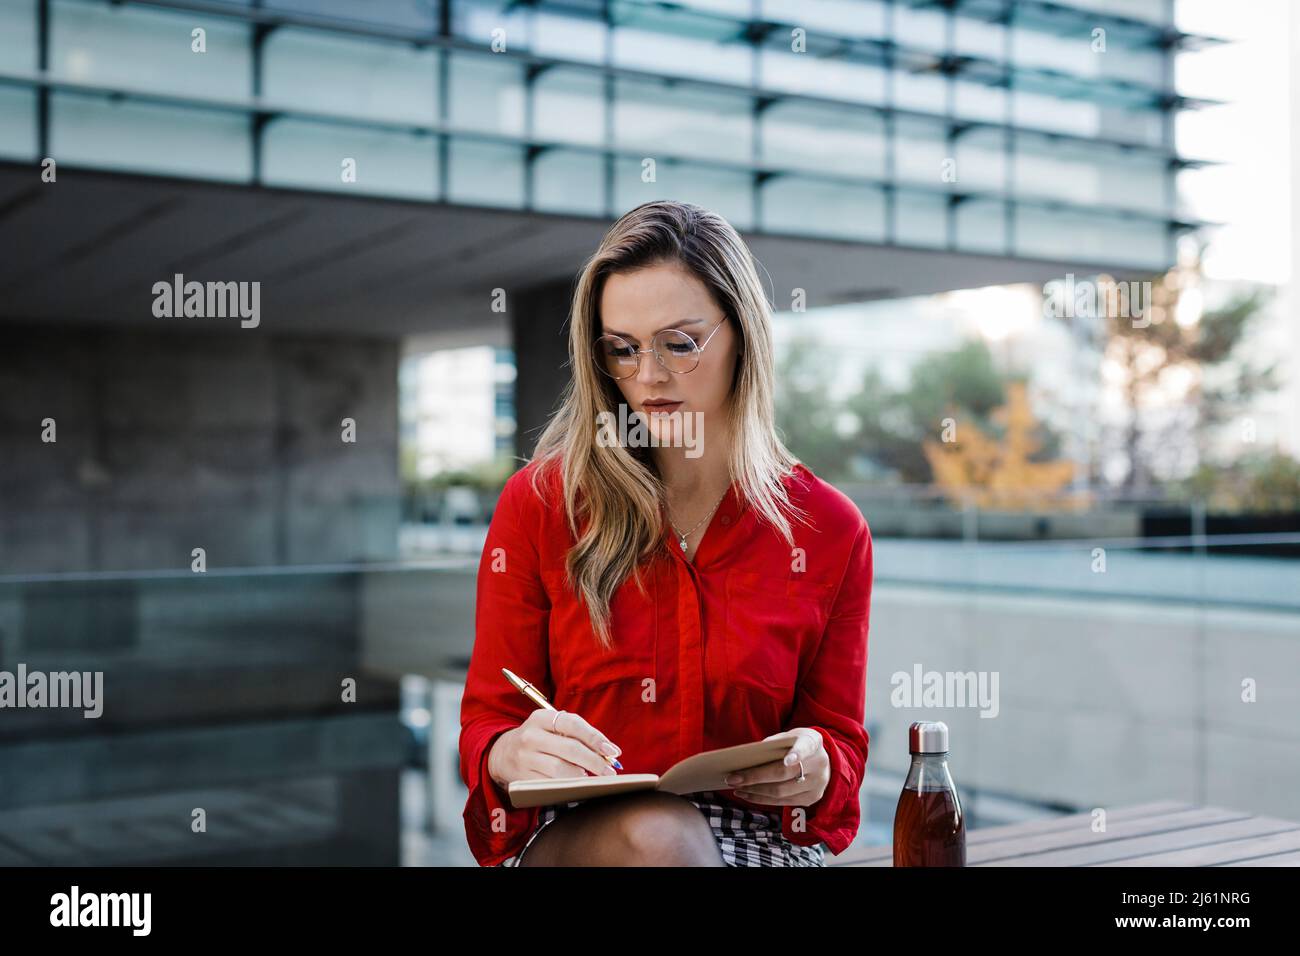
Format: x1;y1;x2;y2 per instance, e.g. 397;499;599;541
1175;0;1291;285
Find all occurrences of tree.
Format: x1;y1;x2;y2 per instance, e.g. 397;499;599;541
774;337;857;481
1180;451;1300;512
923;381;1080;510
844;339;1023;484
1100;251;1279;492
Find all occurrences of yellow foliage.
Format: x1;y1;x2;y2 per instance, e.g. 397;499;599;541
922;382;1087;511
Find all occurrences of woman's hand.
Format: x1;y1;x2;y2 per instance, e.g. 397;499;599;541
488;709;622;789
722;728;830;807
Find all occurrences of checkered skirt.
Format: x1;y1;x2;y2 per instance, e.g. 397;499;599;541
500;790;827;867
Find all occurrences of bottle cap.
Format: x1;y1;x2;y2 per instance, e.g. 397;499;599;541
908;720;949;754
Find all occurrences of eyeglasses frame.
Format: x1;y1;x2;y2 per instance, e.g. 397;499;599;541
593;316;729;380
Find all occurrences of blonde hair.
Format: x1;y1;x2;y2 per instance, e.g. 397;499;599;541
528;200;809;649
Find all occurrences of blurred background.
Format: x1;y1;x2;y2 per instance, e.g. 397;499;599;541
0;0;1296;865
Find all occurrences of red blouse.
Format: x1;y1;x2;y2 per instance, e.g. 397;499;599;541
458;458;874;866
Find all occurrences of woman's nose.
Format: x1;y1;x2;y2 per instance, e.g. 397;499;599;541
635;350;668;386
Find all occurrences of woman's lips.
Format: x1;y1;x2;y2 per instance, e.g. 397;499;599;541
642;401;683;413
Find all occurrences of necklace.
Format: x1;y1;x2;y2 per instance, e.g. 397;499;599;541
666;486;730;553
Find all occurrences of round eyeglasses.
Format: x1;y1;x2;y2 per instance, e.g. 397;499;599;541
593;316;728;380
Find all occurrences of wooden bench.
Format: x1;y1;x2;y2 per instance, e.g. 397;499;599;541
829;801;1300;866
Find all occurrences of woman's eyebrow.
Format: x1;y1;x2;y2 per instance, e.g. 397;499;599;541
603;317;706;339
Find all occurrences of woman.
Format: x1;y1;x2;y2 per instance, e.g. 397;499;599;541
458;199;873;867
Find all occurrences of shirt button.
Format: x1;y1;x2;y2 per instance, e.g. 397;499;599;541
721;515;731;526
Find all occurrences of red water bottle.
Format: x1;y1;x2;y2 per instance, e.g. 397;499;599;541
893;721;966;866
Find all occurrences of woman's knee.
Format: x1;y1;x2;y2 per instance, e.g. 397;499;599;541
608;793;723;866
521;793;724;866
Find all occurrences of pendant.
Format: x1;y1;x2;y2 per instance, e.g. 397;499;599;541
678;536;688;552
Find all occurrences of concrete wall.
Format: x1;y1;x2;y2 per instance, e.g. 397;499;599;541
866;584;1300;823
0;323;401;574
0;325;410;864
350;567;1300;827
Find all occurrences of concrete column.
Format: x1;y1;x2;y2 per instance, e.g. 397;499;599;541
510;278;575;460
0;323;401;575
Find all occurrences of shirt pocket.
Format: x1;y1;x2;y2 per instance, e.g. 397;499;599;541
542;568;657;697
723;570;834;704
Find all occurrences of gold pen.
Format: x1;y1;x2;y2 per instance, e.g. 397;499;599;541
501;667;623;770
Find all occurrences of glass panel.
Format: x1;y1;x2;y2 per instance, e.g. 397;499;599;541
614;157;753;229
894;190;948;248
0;87;37;161
1098;47;1166;87
954;127;1006;193
760;0;886;40
1096;106;1168;149
894;5;947;54
262;30;437;126
952;80;1006;124
448;138;524;208
761;101;886;179
1012;27;1102;78
533;10;607;65
532;148;605;215
610;0;738;41
262;120;437;198
0;0;37;74
1017;66;1155;112
1100;154;1171;216
611;27;750;85
50;0;251;100
1014;206;1168;267
613;77;752;165
676;0;751;17
760;175;884;241
448;52;525;136
1011;29;1164;89
1015;140;1170;215
451;0;530;49
759;48;887;105
1069;0;1170;26
893;116;949;187
51;92;252;181
265;0;438;32
893;68;948;114
533;67;605;146
953;16;1004;59
1014;140;1092;205
954;198;1005;253
1012;88;1099;137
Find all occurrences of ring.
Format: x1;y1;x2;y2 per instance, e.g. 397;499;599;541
551;710;564;734
795;756;806;783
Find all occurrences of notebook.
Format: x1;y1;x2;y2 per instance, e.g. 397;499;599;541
506;731;803;809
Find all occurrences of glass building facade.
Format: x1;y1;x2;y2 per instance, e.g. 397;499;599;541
0;0;1211;271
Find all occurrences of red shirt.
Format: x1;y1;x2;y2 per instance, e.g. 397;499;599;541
458;458;873;866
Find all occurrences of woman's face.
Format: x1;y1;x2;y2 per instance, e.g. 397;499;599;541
597;260;739;452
